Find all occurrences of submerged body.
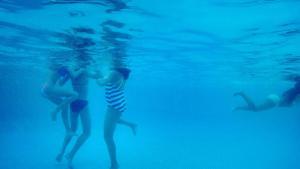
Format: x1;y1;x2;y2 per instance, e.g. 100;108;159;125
42;66;78;131
55;65;92;169
97;68;136;169
234;80;300;112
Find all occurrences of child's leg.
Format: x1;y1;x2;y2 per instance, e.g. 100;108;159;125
49;88;78;121
66;107;91;168
61;105;71;132
256;99;277;111
56;110;79;162
104;110;119;169
234;92;257;111
234;92;278;112
117;118;137;135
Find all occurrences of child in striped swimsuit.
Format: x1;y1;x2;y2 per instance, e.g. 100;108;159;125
97;67;136;169
98;67;137;132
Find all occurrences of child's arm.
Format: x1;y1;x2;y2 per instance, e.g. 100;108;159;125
67;67;86;79
96;71;123;86
58;75;69;86
87;69;101;79
96;76;110;86
96;71;116;86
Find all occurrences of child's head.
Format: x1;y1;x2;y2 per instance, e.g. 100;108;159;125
284;74;300;82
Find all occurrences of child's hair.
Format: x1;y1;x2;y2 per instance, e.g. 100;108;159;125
284;74;300;82
115;67;131;80
295;75;300;82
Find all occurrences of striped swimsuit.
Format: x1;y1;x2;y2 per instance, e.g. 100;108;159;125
105;82;126;113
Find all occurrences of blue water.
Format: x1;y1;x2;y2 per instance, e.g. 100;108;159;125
1;0;300;169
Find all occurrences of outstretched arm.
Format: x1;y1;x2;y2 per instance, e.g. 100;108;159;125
234;92;257;111
96;71;123;86
96;75;110;86
87;69;101;79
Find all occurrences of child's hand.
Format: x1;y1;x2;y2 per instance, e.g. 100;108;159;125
96;78;106;86
58;76;69;86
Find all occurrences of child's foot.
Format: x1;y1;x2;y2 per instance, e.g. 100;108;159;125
130;124;137;136
233;92;243;97
56;152;64;162
65;154;74;169
110;163;119;169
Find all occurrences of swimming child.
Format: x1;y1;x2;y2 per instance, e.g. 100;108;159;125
42;65;78;131
97;67;137;169
234;77;300;112
55;57;101;169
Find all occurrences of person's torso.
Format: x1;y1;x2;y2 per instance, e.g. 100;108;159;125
105;79;126;112
72;71;88;99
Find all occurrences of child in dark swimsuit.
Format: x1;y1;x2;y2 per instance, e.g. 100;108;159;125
234;78;300;112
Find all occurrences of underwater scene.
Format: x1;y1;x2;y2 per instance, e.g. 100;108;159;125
0;0;300;169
